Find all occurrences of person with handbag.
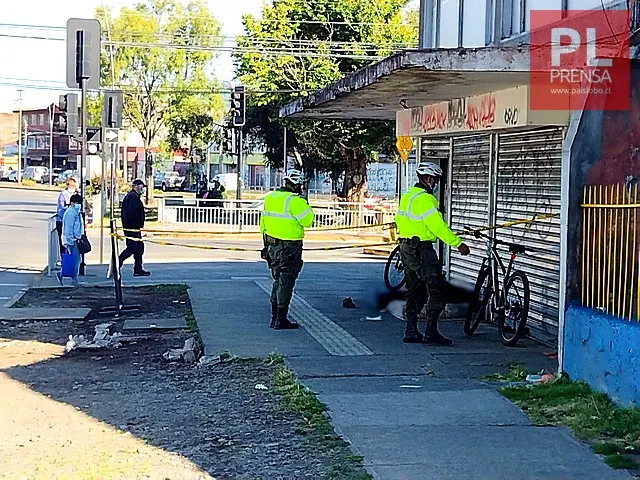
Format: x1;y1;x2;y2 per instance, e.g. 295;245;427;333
57;194;84;286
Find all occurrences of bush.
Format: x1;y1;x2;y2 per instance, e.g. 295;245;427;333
20;179;37;187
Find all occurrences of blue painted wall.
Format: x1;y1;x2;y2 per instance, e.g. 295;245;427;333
564;61;640;405
564;305;640;406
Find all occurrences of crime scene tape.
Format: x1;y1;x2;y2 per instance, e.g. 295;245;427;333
112;233;394;252
111;212;559;253
115;222;396;235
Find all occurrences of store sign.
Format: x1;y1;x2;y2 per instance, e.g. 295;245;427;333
396;86;530;137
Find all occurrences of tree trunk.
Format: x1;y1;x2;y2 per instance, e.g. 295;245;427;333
342;151;368;203
144;148;154;204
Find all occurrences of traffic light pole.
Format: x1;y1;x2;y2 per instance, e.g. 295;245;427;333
77;28;88;276
236;127;242;201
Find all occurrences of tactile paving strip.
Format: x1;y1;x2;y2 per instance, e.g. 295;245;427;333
254;279;374;356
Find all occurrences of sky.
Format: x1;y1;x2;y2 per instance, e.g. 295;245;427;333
0;0;264;112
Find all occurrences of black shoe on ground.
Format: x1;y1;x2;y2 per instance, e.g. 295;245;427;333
274;306;299;330
423;331;453;346
133;270;151;277
403;320;424;343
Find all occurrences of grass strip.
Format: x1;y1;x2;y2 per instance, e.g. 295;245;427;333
270;355;372;480
500;376;640;470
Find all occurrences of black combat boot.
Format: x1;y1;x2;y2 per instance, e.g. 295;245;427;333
403;319;424;343
423;314;453;346
274;306;299;330
270;303;278;328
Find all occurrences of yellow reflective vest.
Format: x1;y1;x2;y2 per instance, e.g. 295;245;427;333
395;186;462;247
260;190;314;241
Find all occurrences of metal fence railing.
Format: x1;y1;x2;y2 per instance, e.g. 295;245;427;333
581;183;639;320
158;198;397;233
47;214;60;277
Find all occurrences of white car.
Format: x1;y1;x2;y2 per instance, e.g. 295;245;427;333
24;166;48;182
8;170;23;182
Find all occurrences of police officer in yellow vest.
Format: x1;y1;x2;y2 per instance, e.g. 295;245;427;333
395;161;470;345
260;170;315;329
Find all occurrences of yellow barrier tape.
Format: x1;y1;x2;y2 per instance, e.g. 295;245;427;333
111;212;559;254
113;233;395;252
454;213;559;236
116;222;396;235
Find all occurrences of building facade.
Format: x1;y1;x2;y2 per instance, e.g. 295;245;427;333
280;1;640;403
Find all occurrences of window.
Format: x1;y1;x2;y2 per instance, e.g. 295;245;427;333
36;137;45;149
39;113;45;125
439;0;461;47
27;137;35;149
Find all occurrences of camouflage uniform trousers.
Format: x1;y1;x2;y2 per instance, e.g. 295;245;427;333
268;240;304;309
399;238;446;324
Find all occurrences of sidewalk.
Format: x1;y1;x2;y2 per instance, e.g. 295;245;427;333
187;261;632;480
35;261;631;479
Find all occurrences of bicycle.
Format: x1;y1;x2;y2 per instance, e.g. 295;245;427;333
463;228;530;347
384;244;405;291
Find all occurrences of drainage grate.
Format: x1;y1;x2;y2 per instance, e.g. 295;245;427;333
254;279;374;356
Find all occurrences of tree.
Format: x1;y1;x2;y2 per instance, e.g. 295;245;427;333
235;0;417;201
96;0;223;202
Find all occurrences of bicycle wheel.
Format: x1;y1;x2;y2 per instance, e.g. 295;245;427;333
384;245;406;291
499;270;530;347
464;267;492;336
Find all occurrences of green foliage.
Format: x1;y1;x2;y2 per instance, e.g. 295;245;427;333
234;0;417;200
501;376;640;470
482;362;529;382
95;0;224;198
274;364;373;479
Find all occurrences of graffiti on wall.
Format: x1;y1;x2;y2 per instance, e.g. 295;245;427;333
404;87;530;136
410;94;497;135
499;131;561;241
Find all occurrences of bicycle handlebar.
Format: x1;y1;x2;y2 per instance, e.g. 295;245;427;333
463;226;507;245
463;225;528;254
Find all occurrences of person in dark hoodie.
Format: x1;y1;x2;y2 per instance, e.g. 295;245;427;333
119;179;151;276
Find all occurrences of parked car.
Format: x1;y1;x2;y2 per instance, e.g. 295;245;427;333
24;166;48;183
213;173;244;191
0;166;13;181
58;169;79;184
154;171;186;191
41;168;63;184
8;170;24;182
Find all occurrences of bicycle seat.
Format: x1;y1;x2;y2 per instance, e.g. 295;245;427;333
509;244;526;254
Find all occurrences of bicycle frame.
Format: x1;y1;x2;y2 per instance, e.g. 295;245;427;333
479;236;518;320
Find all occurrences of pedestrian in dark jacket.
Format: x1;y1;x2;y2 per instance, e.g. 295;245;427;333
118;179;150;276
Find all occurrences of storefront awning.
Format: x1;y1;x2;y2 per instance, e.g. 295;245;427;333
279;47;532;121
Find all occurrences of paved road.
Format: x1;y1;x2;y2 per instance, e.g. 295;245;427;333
0;188;57;304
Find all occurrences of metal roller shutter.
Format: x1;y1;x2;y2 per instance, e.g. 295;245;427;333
447;134;492;286
495;127;564;345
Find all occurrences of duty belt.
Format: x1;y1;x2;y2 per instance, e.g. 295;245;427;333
400;237;434;246
265;234;302;245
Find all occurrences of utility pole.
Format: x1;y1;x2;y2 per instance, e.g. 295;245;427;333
49;103;54;186
17;90;23;184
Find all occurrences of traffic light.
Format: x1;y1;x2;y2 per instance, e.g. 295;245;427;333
56;93;78;135
222;125;235;154
230;85;245;127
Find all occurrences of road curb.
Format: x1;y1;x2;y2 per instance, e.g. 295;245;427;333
0;183;59;192
3;266;47;307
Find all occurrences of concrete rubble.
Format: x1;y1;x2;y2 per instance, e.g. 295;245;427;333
64;323;123;353
163;337;198;363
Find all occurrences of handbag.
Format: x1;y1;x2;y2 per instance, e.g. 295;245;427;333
77;234;92;255
60;251;75;277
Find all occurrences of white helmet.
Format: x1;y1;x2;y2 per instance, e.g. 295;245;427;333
415;161;443;178
283;169;305;185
